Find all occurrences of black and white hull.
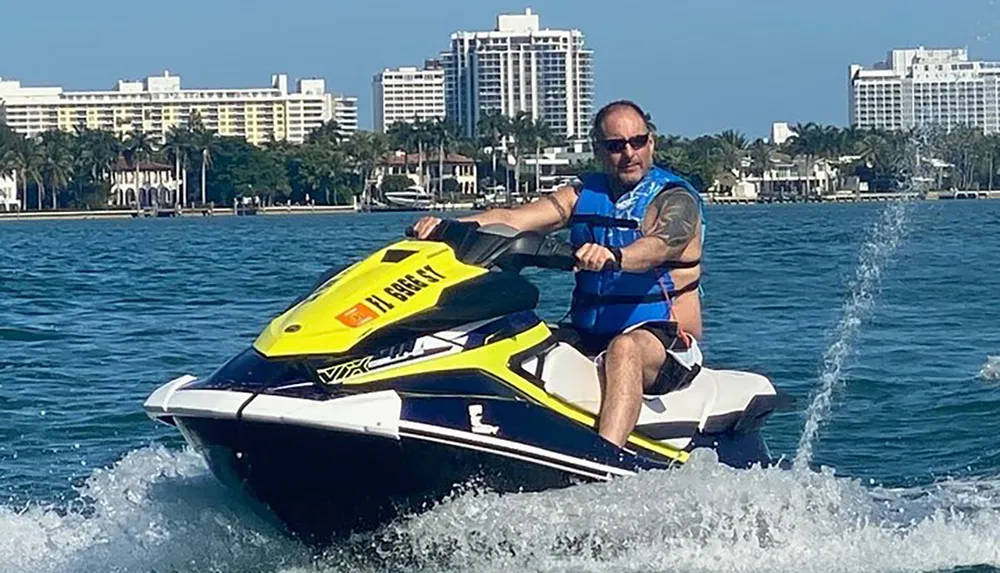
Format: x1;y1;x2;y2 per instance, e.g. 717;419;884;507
144;354;776;543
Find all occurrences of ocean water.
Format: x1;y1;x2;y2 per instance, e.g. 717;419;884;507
0;201;998;573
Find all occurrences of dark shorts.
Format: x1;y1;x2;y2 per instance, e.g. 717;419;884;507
558;321;702;395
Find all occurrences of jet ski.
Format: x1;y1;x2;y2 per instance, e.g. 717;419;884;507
143;220;784;544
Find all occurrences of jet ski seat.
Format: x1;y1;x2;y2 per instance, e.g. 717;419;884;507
519;340;779;450
548;322;612;360
548;323;593;357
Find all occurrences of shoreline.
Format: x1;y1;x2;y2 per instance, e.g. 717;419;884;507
707;189;1000;204
0;202;476;222
0;205;353;222
2;192;998;222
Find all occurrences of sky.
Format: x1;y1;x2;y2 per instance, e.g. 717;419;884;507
2;0;1000;138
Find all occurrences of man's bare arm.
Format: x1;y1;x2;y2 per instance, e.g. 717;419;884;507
457;185;578;234
618;189;700;273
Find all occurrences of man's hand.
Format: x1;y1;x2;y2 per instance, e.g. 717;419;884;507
575;243;617;272
410;216;442;239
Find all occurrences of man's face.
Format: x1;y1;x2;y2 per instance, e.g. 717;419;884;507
594;106;654;188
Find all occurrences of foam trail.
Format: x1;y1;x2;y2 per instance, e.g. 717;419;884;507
4;446;1000;573
287;451;1000;573
794;201;911;469
981;356;1000;382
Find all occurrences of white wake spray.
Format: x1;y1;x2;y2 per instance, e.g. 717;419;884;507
794;201;911;469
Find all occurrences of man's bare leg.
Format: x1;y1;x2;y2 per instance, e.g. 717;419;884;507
597;329;667;447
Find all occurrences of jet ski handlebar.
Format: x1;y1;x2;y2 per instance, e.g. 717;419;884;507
405;220;620;273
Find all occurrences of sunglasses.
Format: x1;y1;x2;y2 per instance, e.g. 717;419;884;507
597;133;650;153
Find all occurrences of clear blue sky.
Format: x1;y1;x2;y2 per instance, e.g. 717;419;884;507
2;0;998;138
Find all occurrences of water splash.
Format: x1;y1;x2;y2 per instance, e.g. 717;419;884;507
794;201;911;470
299;451;1000;573
0;446;311;573
981;356;1000;382
4;446;1000;572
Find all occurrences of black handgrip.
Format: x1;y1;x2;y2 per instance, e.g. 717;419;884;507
405;219;448;240
601;259;622;272
546;237;620;272
535;236;577;271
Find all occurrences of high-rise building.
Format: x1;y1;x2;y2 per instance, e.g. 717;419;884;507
849;47;1000;133
440;9;594;141
0;72;357;145
372;60;446;133
332;95;359;135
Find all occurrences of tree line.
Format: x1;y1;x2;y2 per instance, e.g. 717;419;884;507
656;122;1000;194
2;110;998;211
0;109;567;211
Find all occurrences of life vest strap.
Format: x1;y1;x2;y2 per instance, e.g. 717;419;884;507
572;279;700;307
660;258;701;269
569;214;639;229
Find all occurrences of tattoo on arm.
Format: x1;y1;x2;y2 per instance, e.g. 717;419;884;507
544;193;570;223
644;189;700;250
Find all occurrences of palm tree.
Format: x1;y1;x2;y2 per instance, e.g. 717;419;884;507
387;121;418;183
655;134;692;174
856;129;910;190
123;128;158;207
786;122;824;156
0;124;16;196
306;120;345;146
716;129;749;151
342;130;389;206
6;134;43;210
71;127;122;206
714;129;750;177
747;139;772;176
194;137;214;207
520;117;556;195
477;109;511;190
424;118;460;200
784;122;825;196
163;126;193;207
410;118;437;190
183;110;215;206
39;130;74;209
198;146;213;205
508;111;538;200
984;133;1000;190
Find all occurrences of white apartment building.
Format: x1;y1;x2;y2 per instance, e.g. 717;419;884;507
0;72;357;145
332;95;359;135
850;47;1000;133
441;9;594;141
373;61;446;132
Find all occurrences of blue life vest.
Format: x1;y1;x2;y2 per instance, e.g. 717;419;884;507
569;165;705;336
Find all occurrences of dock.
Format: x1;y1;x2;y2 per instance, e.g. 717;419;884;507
0;204;355;222
707;190;1000;204
0;201;480;223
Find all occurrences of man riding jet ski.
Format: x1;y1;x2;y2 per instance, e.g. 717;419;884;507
413;99;707;448
142;101;782;544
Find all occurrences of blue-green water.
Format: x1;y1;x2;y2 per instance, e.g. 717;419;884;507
1;202;999;572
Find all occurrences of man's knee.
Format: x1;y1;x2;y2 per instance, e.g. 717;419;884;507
605;330;665;381
605;332;640;360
